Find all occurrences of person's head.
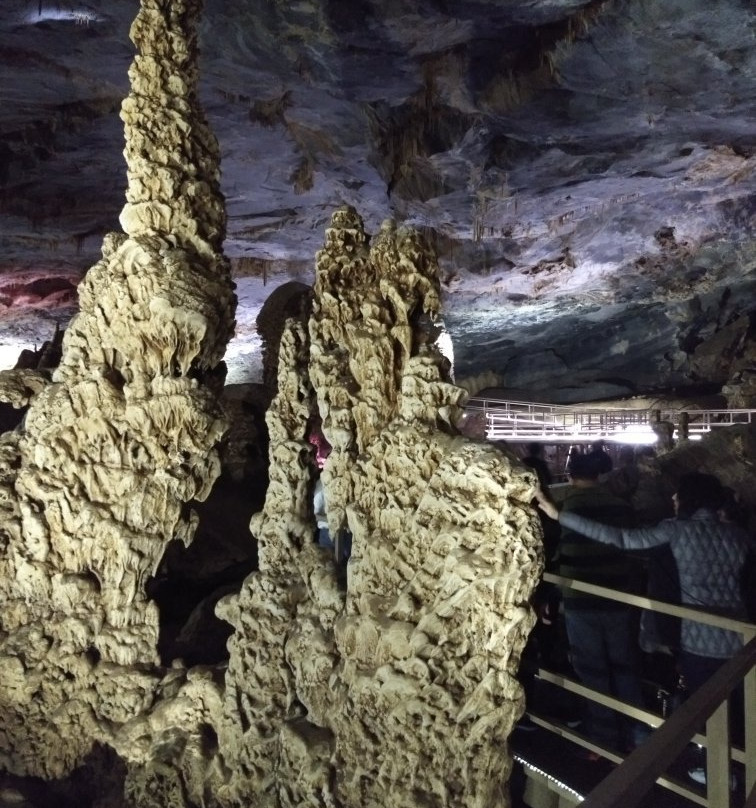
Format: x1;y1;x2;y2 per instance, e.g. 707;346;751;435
591;439;607;453
673;472;724;518
618;446;635;466
525;442;543;459
566;453;603;485
719;487;747;528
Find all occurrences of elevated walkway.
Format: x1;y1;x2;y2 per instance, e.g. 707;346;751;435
465;397;756;443
512;573;756;808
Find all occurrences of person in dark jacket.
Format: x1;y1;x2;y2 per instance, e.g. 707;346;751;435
606;446;639;502
556;452;645;753
522;442;553;489
522;442;558;563
537;471;754;780
538;472;752;678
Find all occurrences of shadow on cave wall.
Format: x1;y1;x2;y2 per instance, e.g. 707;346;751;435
0;744;128;808
0;400;24;433
146;382;272;668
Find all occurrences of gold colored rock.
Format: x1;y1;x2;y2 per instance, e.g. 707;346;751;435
221;206;542;808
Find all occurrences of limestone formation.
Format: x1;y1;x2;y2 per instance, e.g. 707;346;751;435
218;207;543;808
0;0;235;781
0;368;49;409
256;280;313;394
0;0;544;800
721;318;756;409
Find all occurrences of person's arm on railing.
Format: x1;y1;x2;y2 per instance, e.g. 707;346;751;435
534;488;672;551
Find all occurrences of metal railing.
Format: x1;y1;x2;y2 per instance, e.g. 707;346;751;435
523;573;756;807
464;396;756;442
580;640;756;808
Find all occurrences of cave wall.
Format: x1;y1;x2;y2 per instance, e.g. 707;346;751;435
451;237;756;404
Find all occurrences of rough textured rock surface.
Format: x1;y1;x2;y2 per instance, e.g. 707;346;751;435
658;423;756;516
1;0;755;400
0;0;235;781
0;2;544;802
217;207;543;807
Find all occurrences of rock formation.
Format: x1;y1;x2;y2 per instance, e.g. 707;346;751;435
0;0;544;803
721;316;756;409
0;0;235;781
217;207;543;807
3;1;756;402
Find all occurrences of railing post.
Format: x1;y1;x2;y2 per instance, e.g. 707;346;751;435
679;411;689;441
745;633;756;798
706;701;730;808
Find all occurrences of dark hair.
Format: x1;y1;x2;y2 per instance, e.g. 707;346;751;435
719;487;747;528
618;446;635;465
566;452;603;481
675;472;724;518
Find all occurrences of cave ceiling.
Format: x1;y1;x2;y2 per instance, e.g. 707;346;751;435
1;0;755;401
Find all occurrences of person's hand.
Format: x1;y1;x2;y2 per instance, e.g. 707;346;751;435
534;488;559;521
538;599;556;625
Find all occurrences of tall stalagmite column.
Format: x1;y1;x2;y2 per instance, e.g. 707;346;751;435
0;0;235;778
218;207;542;808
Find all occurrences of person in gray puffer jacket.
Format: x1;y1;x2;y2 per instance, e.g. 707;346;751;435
536;471;753;695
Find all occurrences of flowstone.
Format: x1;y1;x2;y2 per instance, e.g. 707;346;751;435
0;0;235;782
217;207;543;808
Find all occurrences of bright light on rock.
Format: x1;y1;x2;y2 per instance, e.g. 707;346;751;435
25;8;101;24
0;343;26;370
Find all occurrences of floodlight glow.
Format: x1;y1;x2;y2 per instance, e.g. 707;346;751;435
26;8;101;24
0;343;36;370
435;329;455;380
223;333;263;385
606;425;658;445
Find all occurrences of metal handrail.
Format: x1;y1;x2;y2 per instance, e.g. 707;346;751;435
580;638;756;808
464;396;756;442
466;395;756;420
533;573;756;808
542;573;756;639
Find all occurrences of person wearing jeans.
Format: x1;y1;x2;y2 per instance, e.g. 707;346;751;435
537;471;753;782
557;452;645;754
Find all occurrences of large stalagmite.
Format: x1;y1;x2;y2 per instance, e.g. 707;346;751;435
218;207;543;807
0;0;543;803
0;0;235;780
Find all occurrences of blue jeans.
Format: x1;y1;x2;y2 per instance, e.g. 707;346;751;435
680;651;743;747
565;608;645;750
